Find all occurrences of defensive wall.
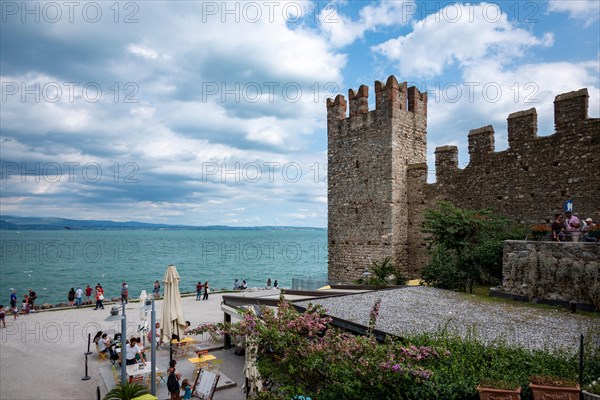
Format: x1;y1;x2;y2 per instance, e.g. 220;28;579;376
328;75;600;283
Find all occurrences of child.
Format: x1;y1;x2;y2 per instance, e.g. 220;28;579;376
21;300;28;315
0;305;6;328
181;378;192;400
12;304;19;319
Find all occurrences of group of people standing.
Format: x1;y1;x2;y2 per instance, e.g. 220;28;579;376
551;210;597;242
2;288;37;321
195;281;209;301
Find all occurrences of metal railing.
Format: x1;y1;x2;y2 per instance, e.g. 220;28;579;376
291;276;330;291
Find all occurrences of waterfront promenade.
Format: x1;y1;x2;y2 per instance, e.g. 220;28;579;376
0;291;252;400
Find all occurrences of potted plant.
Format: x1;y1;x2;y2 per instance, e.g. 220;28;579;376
583;378;600;400
529;375;580;400
103;381;149;400
587;225;600;238
477;379;521;400
530;224;551;239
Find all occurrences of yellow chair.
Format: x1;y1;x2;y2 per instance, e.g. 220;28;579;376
173;342;188;359
147;371;166;387
207;359;223;372
96;344;109;361
111;365;120;384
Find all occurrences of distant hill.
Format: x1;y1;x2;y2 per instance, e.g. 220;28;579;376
0;215;325;231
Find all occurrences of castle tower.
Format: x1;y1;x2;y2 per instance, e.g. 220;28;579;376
327;76;428;283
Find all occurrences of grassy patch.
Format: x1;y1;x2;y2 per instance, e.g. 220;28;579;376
457;285;600;319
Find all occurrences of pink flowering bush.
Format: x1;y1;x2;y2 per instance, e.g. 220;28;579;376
191;297;445;399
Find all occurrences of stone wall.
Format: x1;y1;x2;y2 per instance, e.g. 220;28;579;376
502;240;600;309
328;76;600;283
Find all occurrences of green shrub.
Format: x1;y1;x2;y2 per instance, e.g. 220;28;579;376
421;201;525;291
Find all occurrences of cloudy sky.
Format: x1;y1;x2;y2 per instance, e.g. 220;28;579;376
1;0;599;227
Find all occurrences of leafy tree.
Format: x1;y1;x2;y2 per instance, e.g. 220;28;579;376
421;201;524;292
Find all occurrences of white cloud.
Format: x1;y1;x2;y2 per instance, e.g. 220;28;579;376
319;1;415;47
127;44;159;59
547;0;600;26
373;3;553;78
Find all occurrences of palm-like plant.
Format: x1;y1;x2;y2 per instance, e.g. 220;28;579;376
103;381;149;400
355;257;406;286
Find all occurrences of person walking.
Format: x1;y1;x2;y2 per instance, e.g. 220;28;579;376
195;282;202;301
94;288;105;310
202;281;209;300
75;287;83;306
121;282;129;304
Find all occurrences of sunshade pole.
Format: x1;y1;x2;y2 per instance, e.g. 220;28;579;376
150;299;156;395
121;304;127;385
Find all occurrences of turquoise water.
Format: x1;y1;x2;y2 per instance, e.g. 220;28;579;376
0;229;327;305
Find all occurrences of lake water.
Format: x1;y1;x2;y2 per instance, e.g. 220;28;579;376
0;229;328;305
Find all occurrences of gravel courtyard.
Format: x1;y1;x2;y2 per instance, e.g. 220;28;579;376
296;286;600;353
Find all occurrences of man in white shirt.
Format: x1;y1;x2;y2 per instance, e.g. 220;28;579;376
124;338;146;366
75;287;83;306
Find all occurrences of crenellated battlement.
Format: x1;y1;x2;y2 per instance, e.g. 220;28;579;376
349;84;369;117
468;125;495;164
554;88;589;130
435;88;595;175
326;75;427;123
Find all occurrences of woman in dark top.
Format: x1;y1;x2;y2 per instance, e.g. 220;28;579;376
551;214;566;242
68;288;76;306
202;281;209;300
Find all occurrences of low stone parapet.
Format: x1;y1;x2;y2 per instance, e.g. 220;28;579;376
501;240;599;310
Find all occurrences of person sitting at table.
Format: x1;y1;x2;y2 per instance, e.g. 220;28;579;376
183;321;192;336
93;331;103;345
134;337;145;361
98;333;118;361
123;336;146;366
98;333;111;353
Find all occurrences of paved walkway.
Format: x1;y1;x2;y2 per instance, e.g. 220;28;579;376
0;292;246;400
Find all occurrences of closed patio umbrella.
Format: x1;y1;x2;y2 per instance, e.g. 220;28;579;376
160;264;187;344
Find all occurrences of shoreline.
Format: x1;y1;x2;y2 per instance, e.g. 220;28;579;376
0;290;258;400
10;288;267;313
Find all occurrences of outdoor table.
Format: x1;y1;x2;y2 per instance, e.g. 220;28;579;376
171;336;196;344
187;354;216;368
126;361;156;382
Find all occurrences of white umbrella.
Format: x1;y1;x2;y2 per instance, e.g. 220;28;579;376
160;264;187;344
138;290;149;338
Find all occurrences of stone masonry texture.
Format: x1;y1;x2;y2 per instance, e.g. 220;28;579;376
503;241;600;309
327;76;600;283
